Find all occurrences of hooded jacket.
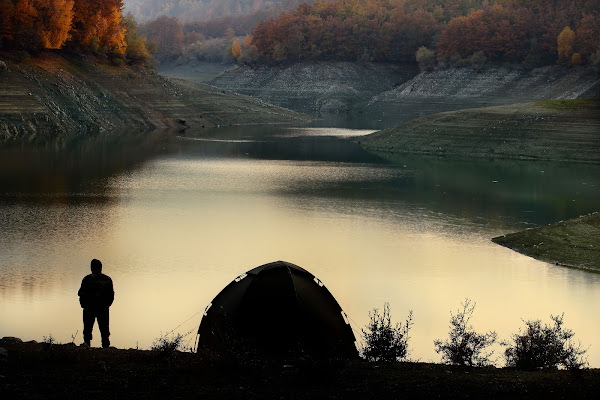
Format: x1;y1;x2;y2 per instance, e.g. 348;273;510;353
78;273;114;309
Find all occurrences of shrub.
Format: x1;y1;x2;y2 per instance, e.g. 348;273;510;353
503;314;587;370
416;46;436;72
151;333;184;356
362;303;413;363
470;51;487;71
42;334;57;345
434;299;497;367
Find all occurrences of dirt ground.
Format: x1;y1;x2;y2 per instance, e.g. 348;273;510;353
1;338;600;399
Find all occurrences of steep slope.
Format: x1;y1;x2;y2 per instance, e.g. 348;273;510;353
0;52;307;139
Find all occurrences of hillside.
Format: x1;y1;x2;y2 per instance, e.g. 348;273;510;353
208;61;419;115
0;52;307;140
2;338;600;399
493;213;600;272
366;66;600;116
207;63;600;123
357;99;600;163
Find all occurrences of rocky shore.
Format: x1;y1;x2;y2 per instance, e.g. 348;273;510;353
2;337;600;399
0;52;308;140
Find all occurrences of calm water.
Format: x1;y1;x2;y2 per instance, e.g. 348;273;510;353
1;126;599;366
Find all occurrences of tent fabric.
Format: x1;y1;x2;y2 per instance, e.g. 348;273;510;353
197;261;357;358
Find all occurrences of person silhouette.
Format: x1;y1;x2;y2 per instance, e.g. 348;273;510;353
78;259;114;348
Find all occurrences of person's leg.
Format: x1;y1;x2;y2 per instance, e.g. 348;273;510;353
97;308;110;348
83;308;95;345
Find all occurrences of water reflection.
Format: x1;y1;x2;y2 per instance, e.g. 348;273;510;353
1;127;599;366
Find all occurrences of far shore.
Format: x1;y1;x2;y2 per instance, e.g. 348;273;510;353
493;212;600;272
357;99;600;164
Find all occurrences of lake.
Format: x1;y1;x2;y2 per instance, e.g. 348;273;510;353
1;126;599;366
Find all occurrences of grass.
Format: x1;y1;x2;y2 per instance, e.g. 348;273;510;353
534;98;600;110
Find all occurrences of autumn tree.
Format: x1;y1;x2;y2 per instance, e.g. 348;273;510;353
35;0;75;49
416;46;435;71
557;26;575;64
243;33;252;48
231;37;242;59
70;0;126;54
139;16;183;59
0;0;14;47
123;13;152;63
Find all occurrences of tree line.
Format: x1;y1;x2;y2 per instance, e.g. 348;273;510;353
245;0;599;67
0;0;154;63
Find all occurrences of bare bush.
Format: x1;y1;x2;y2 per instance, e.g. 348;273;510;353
434;299;497;367
503;314;587;370
151;333;184;355
362;303;413;363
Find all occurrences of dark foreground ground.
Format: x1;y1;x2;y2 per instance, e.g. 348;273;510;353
1;338;599;399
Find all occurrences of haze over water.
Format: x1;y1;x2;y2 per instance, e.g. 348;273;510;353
1;126;599;366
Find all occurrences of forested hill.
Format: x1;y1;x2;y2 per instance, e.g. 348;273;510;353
241;0;600;67
123;0;317;22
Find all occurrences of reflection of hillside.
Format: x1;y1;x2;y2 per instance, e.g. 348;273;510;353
0;129;176;201
0;130;179;298
272;150;600;230
169;128;599;229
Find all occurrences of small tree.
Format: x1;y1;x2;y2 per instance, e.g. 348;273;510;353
416;46;436;72
231;37;242;59
570;53;583;66
557;26;575;64
470;51;487;71
503;314;587;370
434;299;497;367
362;303;413;363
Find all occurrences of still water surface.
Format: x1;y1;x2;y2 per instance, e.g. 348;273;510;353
1;126;599;366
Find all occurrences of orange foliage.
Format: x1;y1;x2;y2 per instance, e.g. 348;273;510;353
1;0;127;54
71;0;126;53
557;26;575;63
35;0;74;49
250;0;599;66
231;38;242;58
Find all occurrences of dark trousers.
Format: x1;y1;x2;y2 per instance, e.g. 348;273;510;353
83;307;110;347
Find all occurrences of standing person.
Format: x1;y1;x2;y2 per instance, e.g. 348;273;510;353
78;259;114;348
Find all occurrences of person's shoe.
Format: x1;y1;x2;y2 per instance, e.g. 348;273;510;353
80;341;90;347
102;340;110;348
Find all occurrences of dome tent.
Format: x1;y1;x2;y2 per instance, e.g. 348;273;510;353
197;261;357;358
